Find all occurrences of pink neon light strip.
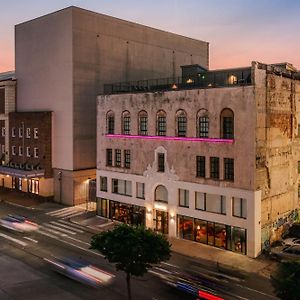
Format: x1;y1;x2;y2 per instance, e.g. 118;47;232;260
105;134;234;144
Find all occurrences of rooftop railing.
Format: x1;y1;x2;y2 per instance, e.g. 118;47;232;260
103;67;252;95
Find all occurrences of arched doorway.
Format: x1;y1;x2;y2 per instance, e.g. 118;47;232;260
154;185;168;234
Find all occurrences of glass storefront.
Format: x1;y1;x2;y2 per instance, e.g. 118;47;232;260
98;198;145;226
178;215;247;255
155;210;168;234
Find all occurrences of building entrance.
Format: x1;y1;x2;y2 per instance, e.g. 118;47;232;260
155;210;168;234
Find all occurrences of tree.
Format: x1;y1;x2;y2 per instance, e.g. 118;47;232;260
271;260;300;300
90;224;171;300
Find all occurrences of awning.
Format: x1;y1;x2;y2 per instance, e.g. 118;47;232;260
0;166;45;178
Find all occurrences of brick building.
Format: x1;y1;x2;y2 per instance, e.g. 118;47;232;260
96;62;300;257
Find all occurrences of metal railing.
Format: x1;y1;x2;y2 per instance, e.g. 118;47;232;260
104;67;252;95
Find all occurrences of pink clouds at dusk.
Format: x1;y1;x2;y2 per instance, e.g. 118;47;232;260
1;0;300;72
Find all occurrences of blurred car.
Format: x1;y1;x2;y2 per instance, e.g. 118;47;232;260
0;214;39;232
283;223;300;239
153;267;224;300
44;257;114;287
282;237;300;246
271;245;300;261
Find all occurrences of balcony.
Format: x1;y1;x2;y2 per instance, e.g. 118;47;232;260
104;67;252;95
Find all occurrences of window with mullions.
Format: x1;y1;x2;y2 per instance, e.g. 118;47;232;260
157;110;166;136
196;156;205;177
179;189;189;207
112;178;132;196
210;157;219;179
221;108;234;139
138;111;148;136
106;149;113;166
232;197;247;218
107;111;115;134
115;149;121;167
100;176;107;192
124;150;131;168
122;111;131;135
224;158;234;181
176;110;187;137
198;116;209;138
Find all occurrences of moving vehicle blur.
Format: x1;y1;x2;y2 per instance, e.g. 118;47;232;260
271;245;300;261
44;257;114;287
282;237;300;247
0;214;39;232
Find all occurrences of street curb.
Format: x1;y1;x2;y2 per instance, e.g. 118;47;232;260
1;199;37;210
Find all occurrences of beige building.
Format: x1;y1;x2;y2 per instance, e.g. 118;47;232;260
15;6;208;205
96;62;300;257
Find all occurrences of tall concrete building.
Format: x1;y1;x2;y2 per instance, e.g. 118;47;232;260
96;62;300;257
15;6;209;205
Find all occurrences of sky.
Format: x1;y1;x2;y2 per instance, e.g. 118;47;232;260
1;0;300;72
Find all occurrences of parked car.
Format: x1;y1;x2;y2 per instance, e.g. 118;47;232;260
44;257;114;287
0;214;39;232
271;245;300;261
282;237;300;246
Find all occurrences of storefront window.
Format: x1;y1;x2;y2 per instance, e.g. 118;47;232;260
178;215;193;240
214;223;227;249
195;219;207;244
207;222;215;246
231;226;246;255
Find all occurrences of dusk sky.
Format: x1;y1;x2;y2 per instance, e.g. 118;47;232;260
1;0;299;72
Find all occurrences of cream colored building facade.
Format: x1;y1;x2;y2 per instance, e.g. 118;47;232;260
96;62;300;257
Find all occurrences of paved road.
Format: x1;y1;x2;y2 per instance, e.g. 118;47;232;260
0;201;278;300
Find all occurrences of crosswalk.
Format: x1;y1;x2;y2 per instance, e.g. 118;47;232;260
45;206;86;219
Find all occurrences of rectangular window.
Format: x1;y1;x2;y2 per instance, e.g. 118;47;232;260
112;178;132;196
26;147;31;157
136;182;145;199
34;147;38;158
196;156;206;177
124;150;131;168
26;128;31;138
123;117;130;135
34;128;38;139
233;197;247;218
106;149;113;166
223;117;234;139
177;116;187;137
157;153;165;172
199;116;209;138
19;127;23;138
195;192;206;210
1;144;5;154
11;127;16;137
139;116;148;136
0;88;4;114
224;158;234;181
179;189;189;207
210;157;219;179
206;193;226;214
100;176;108;192
12;146;16;155
157;116;166;136
298;161;300;174
1;127;5;137
298;185;300;197
19;146;23;156
115;149;121;167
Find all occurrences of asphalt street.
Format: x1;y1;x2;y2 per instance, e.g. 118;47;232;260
0;201;278;300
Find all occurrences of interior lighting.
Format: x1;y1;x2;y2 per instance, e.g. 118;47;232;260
154;203;167;211
186;78;194;84
171;83;178;89
106;134;234;144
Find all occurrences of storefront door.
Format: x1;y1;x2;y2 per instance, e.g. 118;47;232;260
155;210;168;234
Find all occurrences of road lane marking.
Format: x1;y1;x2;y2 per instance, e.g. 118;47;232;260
50;221;83;233
161;262;179;268
23;237;38;243
36;230;104;257
0;233;28;246
43;223;77;235
236;284;278;299
57;219;90;231
61;211;86;219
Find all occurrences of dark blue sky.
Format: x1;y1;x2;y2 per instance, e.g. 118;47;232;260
1;0;300;71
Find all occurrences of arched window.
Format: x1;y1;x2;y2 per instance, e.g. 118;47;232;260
155;185;168;203
156;110;167;136
221;108;234;139
197;109;209;138
176;110;187;137
106;111;115;134
122;111;131;135
138;110;148;136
